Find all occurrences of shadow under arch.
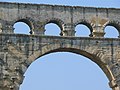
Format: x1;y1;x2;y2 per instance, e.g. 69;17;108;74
13;18;34;34
74;20;93;37
103;20;120;38
27;46;117;90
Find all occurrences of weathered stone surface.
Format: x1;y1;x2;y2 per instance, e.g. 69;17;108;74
0;2;120;90
0;2;120;37
0;34;119;90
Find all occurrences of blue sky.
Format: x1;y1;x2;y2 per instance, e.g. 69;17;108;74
2;0;120;8
2;0;120;90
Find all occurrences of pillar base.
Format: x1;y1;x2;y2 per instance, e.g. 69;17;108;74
92;32;105;38
62;30;75;36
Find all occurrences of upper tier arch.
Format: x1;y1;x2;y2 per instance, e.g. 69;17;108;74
0;2;120;37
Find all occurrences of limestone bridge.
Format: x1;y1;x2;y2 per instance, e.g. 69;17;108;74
0;2;120;90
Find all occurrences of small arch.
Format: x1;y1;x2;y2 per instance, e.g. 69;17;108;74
45;18;64;30
13;22;30;34
75;20;93;37
104;21;120;38
45;23;61;36
44;18;64;36
13;19;34;34
75;24;91;37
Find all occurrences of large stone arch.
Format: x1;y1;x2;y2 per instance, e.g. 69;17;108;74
27;43;119;90
74;19;94;37
12;17;35;34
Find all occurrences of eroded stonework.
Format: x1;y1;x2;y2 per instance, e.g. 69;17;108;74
0;2;120;90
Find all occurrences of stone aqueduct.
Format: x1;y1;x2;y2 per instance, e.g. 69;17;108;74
0;1;120;90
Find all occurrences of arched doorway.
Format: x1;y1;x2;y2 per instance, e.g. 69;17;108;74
20;52;112;90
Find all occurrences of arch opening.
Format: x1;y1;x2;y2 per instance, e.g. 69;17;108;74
45;23;61;36
75;22;93;37
13;19;33;34
20;50;114;90
104;23;120;38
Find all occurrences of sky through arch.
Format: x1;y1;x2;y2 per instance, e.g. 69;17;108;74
14;22;30;34
20;52;111;90
45;23;61;36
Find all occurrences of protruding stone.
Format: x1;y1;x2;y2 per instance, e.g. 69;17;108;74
109;80;118;88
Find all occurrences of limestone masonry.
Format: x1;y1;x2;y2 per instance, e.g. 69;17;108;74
0;2;120;90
